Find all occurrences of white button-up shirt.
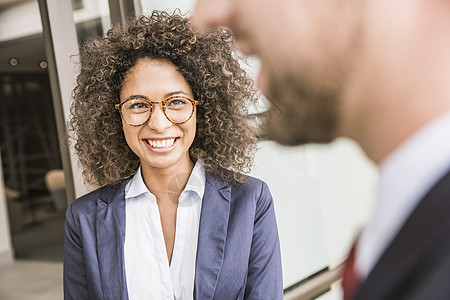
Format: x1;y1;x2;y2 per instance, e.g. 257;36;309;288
124;161;205;300
356;110;450;279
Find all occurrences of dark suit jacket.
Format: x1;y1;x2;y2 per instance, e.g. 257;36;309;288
64;173;283;300
353;168;450;299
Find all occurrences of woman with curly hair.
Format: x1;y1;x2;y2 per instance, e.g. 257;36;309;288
64;10;282;300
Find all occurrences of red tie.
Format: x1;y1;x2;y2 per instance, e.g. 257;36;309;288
341;242;360;300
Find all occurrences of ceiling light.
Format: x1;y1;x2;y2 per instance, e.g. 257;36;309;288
9;58;18;66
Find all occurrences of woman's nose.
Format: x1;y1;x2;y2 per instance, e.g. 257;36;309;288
146;104;172;132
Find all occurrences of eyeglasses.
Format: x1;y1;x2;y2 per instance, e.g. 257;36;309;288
115;96;199;126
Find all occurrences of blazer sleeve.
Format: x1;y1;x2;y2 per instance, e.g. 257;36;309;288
64;203;89;300
244;181;283;299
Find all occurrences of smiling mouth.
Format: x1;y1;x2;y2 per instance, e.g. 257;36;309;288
145;138;177;148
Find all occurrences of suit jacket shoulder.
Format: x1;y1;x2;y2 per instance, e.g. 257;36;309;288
354;168;450;300
69;180;127;210
64;180;129;300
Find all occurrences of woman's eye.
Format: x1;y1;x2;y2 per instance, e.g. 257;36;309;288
128;102;149;109
167;98;187;106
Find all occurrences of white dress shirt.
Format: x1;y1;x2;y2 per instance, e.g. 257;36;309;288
356;110;450;279
124;160;205;300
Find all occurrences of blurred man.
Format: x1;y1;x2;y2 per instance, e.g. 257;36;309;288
195;0;450;299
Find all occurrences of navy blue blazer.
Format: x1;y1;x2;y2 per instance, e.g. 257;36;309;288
64;173;283;299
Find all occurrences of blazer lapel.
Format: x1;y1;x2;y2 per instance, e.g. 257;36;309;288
96;181;129;300
194;173;231;300
354;168;450;299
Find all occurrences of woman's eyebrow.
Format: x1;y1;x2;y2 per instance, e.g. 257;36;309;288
124;91;190;102
164;90;190;98
125;94;149;101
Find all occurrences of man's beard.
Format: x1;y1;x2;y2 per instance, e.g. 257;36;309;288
263;71;341;146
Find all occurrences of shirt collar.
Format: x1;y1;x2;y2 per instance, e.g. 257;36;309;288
379;109;450;213
125;160;206;203
183;159;206;201
125;166;149;201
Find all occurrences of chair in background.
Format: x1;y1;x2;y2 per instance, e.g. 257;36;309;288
44;169;67;212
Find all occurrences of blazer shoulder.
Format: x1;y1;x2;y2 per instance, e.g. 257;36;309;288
230;175;273;206
205;172;273;209
240;175;265;188
68;180;127;215
236;174;270;192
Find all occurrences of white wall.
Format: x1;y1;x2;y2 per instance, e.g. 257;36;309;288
250;139;377;288
0;0;42;42
315;139;377;263
0;153;14;266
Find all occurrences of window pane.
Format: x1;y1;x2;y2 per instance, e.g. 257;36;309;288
73;0;111;42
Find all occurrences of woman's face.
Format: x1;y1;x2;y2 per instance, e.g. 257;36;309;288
120;58;196;173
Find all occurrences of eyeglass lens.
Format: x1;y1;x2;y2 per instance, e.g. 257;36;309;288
121;97;194;125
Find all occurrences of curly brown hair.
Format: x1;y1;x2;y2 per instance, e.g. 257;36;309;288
68;10;258;187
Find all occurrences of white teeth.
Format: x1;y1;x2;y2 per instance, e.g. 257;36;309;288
147;138;175;148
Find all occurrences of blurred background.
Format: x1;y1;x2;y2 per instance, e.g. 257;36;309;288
0;0;378;299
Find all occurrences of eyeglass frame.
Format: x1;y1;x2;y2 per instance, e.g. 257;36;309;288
115;95;199;126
